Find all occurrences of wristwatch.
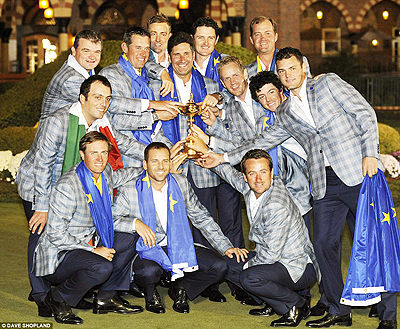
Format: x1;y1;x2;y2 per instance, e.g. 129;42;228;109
215;92;224;105
152;111;159;122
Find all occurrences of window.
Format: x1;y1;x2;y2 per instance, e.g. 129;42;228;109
322;28;341;56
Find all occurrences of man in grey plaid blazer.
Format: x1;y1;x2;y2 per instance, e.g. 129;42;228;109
99;27;180;147
199;47;396;329
41;30;102;120
112;142;247;314
151;32;236;303
16;75;145;316
210;150;319;327
34;132;144;324
245;16;311;79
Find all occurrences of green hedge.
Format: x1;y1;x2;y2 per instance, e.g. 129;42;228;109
378;123;400;154
0;52;68;129
0;126;37;155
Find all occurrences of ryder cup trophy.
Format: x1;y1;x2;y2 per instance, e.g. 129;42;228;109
178;93;204;159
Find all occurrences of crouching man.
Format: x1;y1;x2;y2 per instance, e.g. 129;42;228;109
196;148;320;327
34;132;144;324
112;142;247;314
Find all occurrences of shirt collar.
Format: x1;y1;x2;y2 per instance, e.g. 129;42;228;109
67;54;93;78
194;55;211;71
290;76;308;101
234;85;252;105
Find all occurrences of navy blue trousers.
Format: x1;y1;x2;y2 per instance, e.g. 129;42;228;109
313;168;397;320
225;252;316;314
133;245;227;301
44;232;137;307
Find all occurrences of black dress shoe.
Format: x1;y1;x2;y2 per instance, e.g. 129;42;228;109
310;302;330;316
37;301;53;317
28;291;34;302
83;290;97;300
129;283;145;298
93;294;144;314
74;298;93;310
369;304;379;318
249;304;275;317
44;291;83;325
168;286;189;314
378;320;397;329
271;303;311;327
200;286;226;303
306;313;352;328
145;289;165;314
232;287;260;306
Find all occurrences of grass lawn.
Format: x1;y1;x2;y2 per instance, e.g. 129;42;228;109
1;202;399;329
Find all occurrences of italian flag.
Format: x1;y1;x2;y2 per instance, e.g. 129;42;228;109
62;102;123;174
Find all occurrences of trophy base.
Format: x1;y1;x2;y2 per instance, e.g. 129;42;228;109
183;145;203;160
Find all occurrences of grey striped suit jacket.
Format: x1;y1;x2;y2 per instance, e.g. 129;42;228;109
149;76;220;189
34;163;142;277
214;164;320;283
16;104;145;211
226;73;381;200
112;173;234;255
207;97;311;215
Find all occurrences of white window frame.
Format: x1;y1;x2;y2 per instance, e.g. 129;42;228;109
322;28;341;56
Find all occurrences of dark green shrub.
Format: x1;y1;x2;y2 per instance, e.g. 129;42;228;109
0;126;37;154
379;123;400;154
0;52;68;129
216;43;256;66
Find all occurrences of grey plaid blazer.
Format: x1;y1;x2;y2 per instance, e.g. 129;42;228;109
41;61;84;120
207;97;311;215
214;164;320;283
16;105;145;211
112;172;234;255
227;73;380;200
149;76;220;189
246;55;312;79
34;163;142;277
99;62;172;167
99;61;165;132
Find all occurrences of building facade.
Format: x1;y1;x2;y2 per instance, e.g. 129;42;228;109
0;0;399;75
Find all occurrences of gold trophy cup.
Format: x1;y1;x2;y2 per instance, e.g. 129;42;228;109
178;93;204;159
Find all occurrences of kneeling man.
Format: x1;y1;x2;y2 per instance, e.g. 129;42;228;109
34;132;144;324
112;142;247;314
200;149;320;327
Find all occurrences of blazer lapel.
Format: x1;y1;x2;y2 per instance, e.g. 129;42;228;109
253;101;267;133
306;78;319;127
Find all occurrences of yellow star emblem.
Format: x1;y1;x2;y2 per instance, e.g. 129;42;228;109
392;207;397;219
370;202;374;207
86;193;93;204
142;172;151;189
214;57;220;66
169;193;178;213
263;117;270;131
382;211;391;226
